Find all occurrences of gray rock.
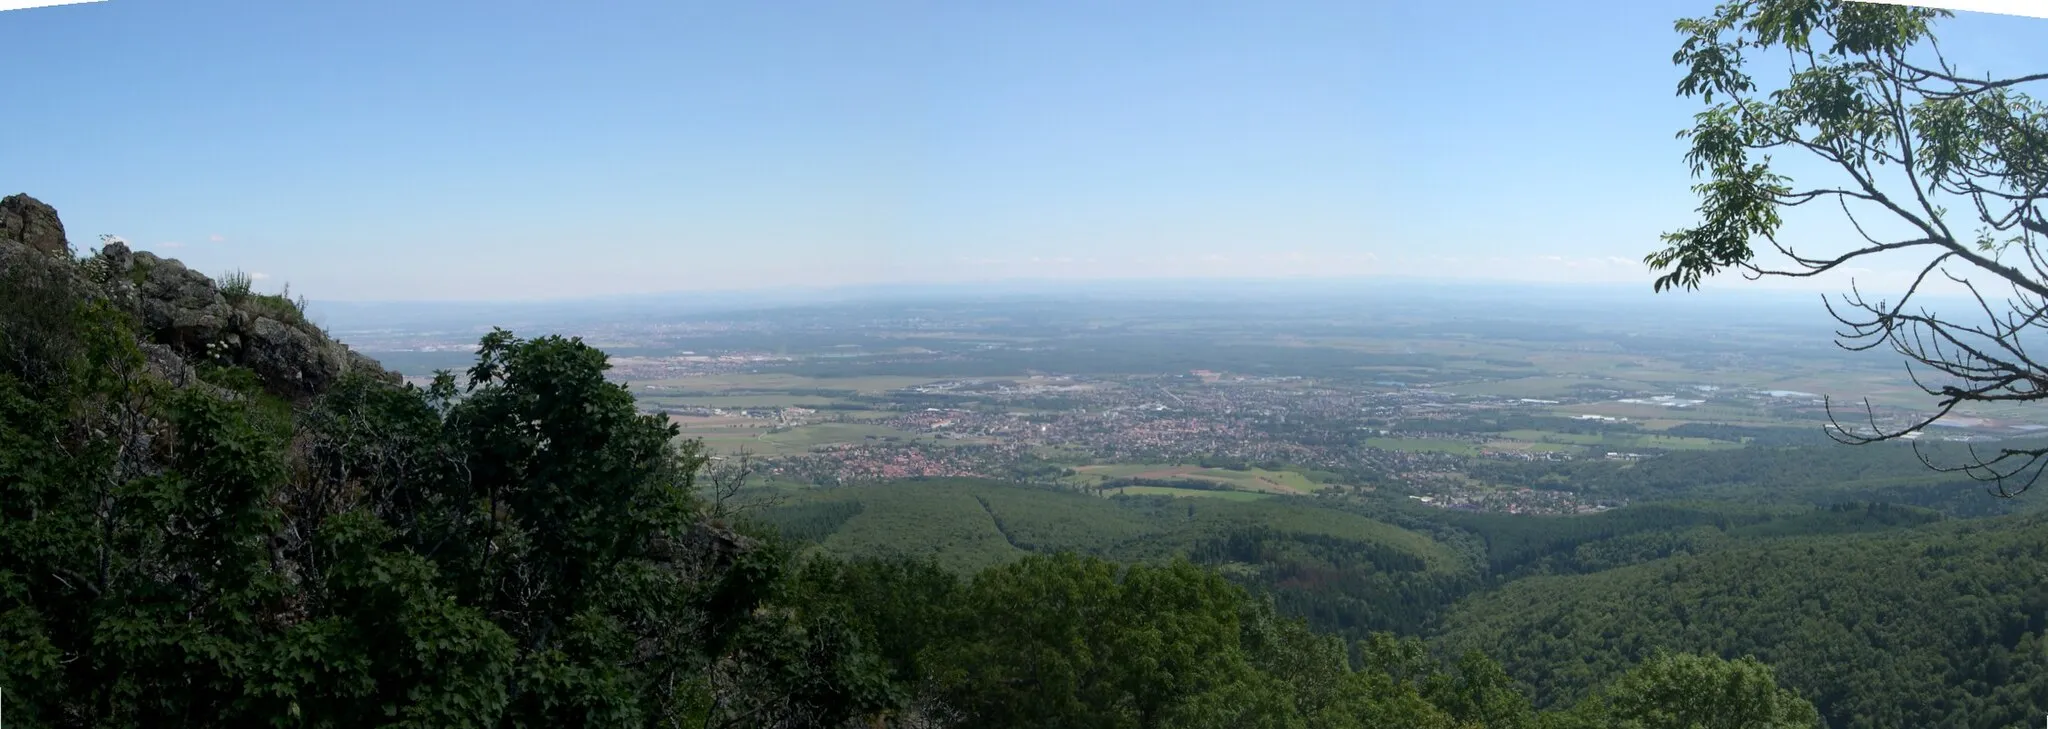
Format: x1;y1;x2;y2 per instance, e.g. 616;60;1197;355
88;241;141;314
96;240;133;274
0;194;69;257
343;347;404;386
6;191;404;401
136;255;236;352
139;342;195;387
241;315;345;400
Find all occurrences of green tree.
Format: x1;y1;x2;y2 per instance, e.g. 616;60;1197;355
927;553;1289;729
1569;652;1820;729
1647;0;2048;493
0;310;792;727
1360;633;1535;729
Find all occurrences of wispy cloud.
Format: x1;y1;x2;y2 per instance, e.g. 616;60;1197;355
209;234;226;242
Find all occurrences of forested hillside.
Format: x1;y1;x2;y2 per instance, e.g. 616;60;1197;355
1438;514;2048;729
1465;443;2046;518
752;479;1476;635
752;461;2048;727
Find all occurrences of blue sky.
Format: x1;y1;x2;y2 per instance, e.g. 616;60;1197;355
2;0;2043;301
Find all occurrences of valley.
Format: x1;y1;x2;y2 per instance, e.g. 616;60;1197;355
338;290;2048;727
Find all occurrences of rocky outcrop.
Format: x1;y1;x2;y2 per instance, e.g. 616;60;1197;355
131;252;240;353
0;194;401;401
0;194;69;257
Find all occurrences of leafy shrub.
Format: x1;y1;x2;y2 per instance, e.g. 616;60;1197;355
217;268;254;302
217;271;312;327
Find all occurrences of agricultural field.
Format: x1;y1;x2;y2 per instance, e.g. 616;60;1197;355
1442;375;1611;399
1363;437;1480;456
666;414;778;452
668;417;926;456
1477;440;1581;454
635;373;944;393
1070;464;1326;494
1495;429;1740;452
638;393;844;408
760;422;925;450
1107;485;1273;501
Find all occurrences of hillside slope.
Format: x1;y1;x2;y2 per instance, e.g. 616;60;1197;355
1436;513;2048;729
753;478;1479;636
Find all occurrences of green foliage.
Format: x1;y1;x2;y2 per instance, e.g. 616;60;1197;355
929;554;1266;727
755;500;866;543
806;480;1031;573
1567;651;1820;729
216;271;310;326
1466;441;2035;517
0;241;93;387
1644;0;2048;489
243;289;312;327
759;478;1474;637
218;269;254;302
1437;513;2048;728
1648;0;1951;291
0;321;787;728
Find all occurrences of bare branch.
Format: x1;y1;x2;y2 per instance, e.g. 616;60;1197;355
1894;61;2048;99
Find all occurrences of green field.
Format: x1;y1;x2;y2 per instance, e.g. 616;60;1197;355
641;394;845;408
1497;429;1739;451
635;373;941;392
1444;376;1608;398
1069;463;1175;480
1109;486;1273;501
677;420;928;456
761;423;921;450
1364;437;1481;455
1070;463;1325;493
1480;440;1584;454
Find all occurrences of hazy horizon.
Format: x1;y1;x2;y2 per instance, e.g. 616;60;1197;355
303;272;1900;338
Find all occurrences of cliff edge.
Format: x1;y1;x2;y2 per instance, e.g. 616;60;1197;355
0;192;399;400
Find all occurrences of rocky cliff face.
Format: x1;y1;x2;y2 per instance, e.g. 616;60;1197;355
0;192;71;257
0;192;399;400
